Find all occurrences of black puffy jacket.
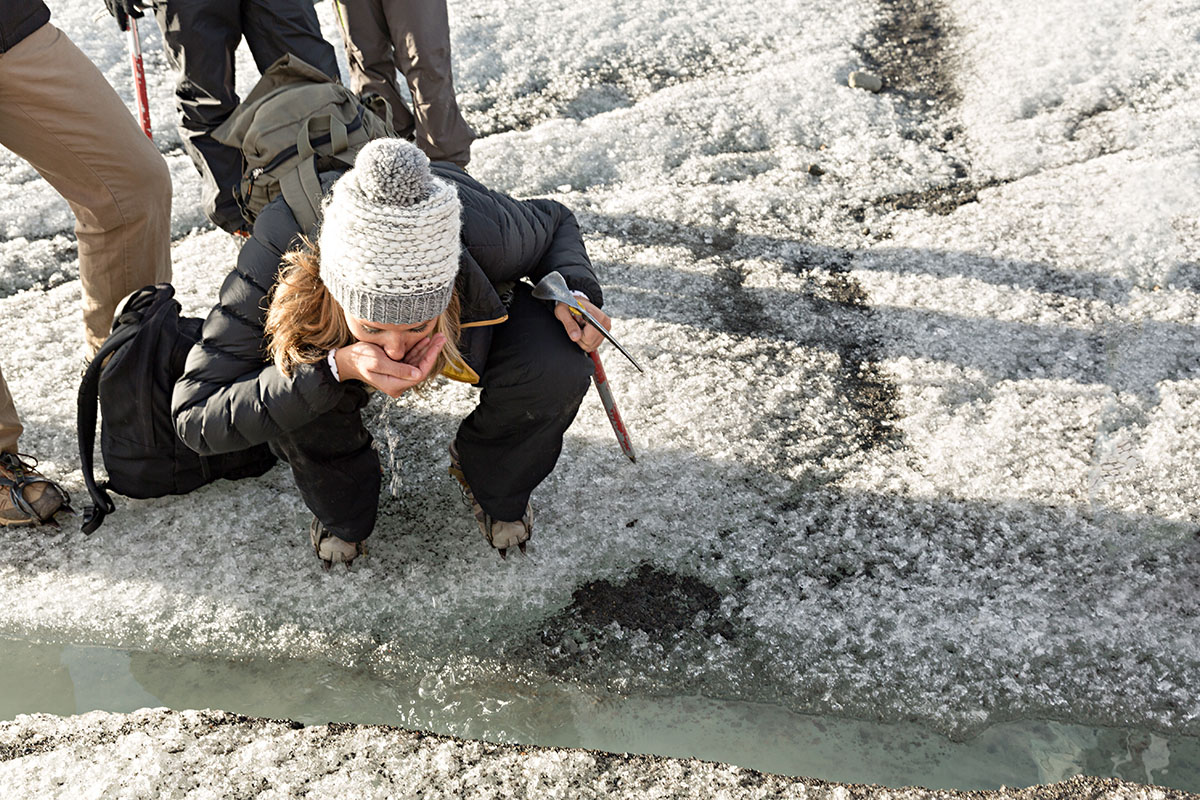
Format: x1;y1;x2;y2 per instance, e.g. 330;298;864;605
1;0;50;54
172;164;603;456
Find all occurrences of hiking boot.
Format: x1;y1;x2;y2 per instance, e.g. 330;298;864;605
0;452;71;528
448;441;532;559
309;516;366;570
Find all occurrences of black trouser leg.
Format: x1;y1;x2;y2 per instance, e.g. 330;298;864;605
154;0;339;233
455;284;594;522
269;384;380;543
241;0;340;77
154;0;245;233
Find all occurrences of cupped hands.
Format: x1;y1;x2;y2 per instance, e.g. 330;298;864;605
333;333;446;398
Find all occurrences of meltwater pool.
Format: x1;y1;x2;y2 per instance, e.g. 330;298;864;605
1;638;1196;793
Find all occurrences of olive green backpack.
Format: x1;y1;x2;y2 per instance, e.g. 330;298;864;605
213;54;396;234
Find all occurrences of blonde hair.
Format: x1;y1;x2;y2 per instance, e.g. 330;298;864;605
265;240;463;390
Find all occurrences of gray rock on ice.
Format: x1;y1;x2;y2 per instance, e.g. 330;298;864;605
848;70;883;92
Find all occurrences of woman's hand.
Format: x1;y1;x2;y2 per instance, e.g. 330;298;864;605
334;333;446;399
553;298;611;353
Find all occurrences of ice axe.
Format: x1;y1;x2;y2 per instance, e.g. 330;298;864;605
94;7;153;139
532;271;641;463
128;17;153;139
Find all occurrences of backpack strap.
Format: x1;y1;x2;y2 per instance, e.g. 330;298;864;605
76;287;156;534
279;114;353;234
361;93;395;134
279;161;321;234
280;116;326;233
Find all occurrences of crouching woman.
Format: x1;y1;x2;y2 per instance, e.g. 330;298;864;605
171;139;610;567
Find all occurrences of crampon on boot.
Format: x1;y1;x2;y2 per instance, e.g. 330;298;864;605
448;440;532;559
0;452;73;529
309;516;366;570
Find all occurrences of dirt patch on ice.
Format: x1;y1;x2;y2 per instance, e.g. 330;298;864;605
0;720;140;763
688;227;779;338
587;215;903;462
789;247;901;453
852;0;1015;219
866;175;1013;217
858;0;959;105
532;564;737;677
553;564;733;638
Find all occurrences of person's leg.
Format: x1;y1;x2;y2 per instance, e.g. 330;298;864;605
332;0;415;139
154;0;246;233
0;366;22;455
0;23;172;353
380;0;474;165
454;284;593;522
269;384;381;543
242;0;340;78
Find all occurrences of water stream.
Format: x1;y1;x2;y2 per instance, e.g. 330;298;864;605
1;638;1196;792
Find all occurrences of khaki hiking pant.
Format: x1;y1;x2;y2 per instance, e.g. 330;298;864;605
0;23;172;357
0;23;172;453
334;0;475;167
0;365;19;454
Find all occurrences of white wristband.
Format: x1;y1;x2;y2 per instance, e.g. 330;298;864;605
327;348;340;382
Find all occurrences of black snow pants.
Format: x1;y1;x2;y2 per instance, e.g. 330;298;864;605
270;285;594;542
151;0;340;233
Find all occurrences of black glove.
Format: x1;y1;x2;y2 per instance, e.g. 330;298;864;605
103;0;145;32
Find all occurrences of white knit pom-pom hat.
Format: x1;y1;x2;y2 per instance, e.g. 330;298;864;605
319;139;462;325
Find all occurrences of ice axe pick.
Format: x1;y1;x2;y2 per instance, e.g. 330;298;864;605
531;271;643;372
531;271;641;463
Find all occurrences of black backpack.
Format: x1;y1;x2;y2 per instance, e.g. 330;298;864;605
77;284;277;534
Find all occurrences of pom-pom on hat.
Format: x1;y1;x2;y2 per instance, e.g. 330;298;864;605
319;139;462;325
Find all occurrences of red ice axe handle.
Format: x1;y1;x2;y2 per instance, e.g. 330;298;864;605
128;18;152;139
590;350;636;463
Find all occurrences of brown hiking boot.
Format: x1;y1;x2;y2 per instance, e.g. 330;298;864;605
448;441;532;559
0;452;70;527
